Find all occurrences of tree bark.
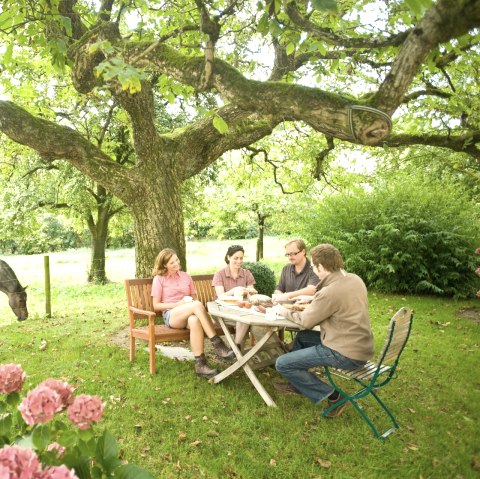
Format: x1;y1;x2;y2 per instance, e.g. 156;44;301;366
130;176;186;277
86;186;111;283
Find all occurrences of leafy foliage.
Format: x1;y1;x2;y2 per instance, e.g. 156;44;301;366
243;261;277;296
295;173;480;298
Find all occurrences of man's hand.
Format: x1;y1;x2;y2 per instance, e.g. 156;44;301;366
294;295;314;304
271;293;291;304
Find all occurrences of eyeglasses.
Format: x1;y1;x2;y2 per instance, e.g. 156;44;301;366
285;251;300;257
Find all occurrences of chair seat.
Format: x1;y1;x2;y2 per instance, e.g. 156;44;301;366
131;325;190;342
131;323;226;343
331;361;392;381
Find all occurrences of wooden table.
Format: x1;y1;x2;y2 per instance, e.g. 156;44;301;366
207;301;301;407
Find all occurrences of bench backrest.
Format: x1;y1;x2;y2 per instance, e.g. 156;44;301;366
375;307;413;368
124;275;215;315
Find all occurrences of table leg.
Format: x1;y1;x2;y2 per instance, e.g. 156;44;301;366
210;317;279;407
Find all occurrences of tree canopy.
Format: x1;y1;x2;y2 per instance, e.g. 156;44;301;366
0;0;479;275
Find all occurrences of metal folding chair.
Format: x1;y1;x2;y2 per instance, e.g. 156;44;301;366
321;307;414;439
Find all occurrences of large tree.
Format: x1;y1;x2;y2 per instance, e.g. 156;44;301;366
0;0;479;276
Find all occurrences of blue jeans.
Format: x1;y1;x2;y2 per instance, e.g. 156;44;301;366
275;330;366;404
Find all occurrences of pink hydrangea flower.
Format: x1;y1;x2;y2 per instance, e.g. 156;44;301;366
0;445;42;479
0;363;26;395
475;267;480;276
39;379;74;411
46;442;66;458
38;465;79;479
18;384;62;426
67;395;104;430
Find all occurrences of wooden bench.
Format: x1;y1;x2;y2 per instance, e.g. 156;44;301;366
321;307;414;439
124;274;227;375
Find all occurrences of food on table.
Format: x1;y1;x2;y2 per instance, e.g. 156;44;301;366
248;294;273;307
218;295;240;305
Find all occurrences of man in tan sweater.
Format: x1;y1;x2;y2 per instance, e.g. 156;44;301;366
275;244;374;417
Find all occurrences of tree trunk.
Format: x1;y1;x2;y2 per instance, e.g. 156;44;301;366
86;189;111;283
89;231;108;283
130;174;186;277
256;214;266;261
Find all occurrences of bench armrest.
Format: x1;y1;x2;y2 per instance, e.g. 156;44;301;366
128;306;159;320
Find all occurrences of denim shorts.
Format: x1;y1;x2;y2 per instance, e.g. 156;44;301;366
163;309;172;327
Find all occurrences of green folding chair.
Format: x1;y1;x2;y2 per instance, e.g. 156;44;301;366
321;307;414;439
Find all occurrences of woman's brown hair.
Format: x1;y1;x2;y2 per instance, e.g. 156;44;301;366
152;248;177;276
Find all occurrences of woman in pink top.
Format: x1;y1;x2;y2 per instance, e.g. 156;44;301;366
152;248;234;378
212;245;257;349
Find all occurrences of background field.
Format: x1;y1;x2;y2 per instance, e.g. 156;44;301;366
1;240;479;478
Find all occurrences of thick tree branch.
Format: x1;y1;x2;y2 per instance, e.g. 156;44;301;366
0;101;139;200
382;131;480;160
374;0;480;114
175;105;281;180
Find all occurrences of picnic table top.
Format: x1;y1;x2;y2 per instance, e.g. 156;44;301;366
207;300;301;329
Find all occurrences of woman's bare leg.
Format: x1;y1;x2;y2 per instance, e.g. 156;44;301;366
187;315;205;355
169;301;216;337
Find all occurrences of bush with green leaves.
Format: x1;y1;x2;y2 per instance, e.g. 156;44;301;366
295;174;480;298
243;261;277;296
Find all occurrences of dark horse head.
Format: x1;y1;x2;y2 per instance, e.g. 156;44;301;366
0;260;28;321
8;288;28;321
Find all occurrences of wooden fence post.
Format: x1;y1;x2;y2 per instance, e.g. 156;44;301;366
44;255;51;318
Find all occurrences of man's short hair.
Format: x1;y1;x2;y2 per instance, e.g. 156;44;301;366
310;244;344;272
285;238;306;252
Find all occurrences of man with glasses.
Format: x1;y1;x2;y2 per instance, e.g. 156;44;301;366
272;239;318;303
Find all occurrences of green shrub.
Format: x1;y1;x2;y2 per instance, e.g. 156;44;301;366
294;173;480;298
243;261;276;296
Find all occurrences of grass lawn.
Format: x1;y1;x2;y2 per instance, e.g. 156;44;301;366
1;239;479;478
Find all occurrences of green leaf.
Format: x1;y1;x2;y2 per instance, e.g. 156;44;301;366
57;429;79;448
3;43;13;65
0;414;12;436
95;429;119;468
286;43;295;56
311;0;337;12
269;19;283;38
258;13;269;35
16;433;34;449
114;464;156;479
60;16;73;37
32;424;50;450
5;392;20;406
213;115;229;134
405;0;423;16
